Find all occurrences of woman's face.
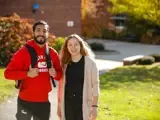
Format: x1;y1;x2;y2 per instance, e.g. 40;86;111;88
67;38;81;56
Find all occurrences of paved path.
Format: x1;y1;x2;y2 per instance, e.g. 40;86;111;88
0;89;59;120
87;39;160;61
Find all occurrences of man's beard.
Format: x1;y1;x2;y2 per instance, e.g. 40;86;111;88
34;36;47;45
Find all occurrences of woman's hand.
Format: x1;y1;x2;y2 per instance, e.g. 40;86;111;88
57;103;61;118
90;107;98;120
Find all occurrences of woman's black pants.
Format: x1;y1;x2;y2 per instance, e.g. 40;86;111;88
65;94;83;120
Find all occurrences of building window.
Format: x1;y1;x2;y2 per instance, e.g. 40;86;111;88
111;14;127;30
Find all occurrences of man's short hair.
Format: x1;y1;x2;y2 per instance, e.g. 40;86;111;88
33;20;49;31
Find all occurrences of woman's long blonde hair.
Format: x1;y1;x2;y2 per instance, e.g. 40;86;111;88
60;34;95;68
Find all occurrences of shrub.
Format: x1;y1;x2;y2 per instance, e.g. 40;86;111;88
0;14;33;66
0;13;56;66
101;28;116;39
116;31;127;41
149;54;160;62
89;42;105;51
137;56;155;65
53;37;65;53
140;32;160;45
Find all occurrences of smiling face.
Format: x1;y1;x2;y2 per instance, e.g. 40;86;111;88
67;37;81;57
33;24;49;45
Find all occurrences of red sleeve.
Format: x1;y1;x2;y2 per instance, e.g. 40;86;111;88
50;48;63;81
4;47;28;80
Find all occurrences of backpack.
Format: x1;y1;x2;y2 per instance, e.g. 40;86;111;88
15;44;56;89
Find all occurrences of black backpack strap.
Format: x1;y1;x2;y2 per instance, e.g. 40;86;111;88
45;45;56;87
15;44;37;89
45;45;52;68
25;44;37;68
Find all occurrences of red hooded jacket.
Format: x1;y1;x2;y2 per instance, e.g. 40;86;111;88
4;40;63;102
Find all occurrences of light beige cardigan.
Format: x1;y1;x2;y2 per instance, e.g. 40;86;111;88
58;56;100;120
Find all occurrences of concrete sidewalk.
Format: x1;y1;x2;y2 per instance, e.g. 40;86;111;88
88;39;160;61
0;88;59;120
96;59;123;74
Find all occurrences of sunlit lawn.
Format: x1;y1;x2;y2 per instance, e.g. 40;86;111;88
0;68;15;103
98;65;160;120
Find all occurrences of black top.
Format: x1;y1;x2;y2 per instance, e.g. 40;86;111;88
65;56;85;99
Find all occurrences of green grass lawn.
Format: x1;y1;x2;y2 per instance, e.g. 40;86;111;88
98;65;160;120
0;68;15;103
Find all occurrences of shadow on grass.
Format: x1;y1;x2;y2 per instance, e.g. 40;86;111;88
100;66;160;90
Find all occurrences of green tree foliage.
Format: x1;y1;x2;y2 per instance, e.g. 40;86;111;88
108;0;160;25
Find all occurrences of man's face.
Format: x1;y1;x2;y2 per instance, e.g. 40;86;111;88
33;24;49;45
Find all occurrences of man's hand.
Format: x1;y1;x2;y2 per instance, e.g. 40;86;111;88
27;65;38;78
49;65;57;78
90;107;98;120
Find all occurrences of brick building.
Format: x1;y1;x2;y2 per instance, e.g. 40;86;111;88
0;0;81;36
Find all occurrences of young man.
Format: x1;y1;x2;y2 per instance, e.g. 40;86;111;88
4;20;62;120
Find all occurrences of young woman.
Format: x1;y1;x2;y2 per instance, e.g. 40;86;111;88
57;34;100;120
